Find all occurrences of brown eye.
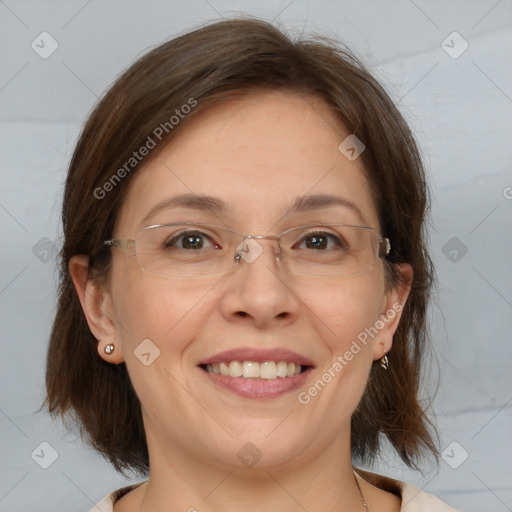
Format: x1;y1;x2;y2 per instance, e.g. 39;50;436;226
296;232;345;250
165;231;216;250
304;234;328;249
181;234;204;249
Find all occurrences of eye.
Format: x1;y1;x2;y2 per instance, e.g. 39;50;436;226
164;230;220;250
294;230;347;250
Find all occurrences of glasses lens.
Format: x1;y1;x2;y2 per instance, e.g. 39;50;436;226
133;224;381;278
282;225;379;277
136;224;237;277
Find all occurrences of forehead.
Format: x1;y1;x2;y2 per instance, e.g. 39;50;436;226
115;90;379;233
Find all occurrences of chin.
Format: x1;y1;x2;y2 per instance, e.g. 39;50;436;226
206;424;313;472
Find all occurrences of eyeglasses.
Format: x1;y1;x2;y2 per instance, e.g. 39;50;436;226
103;223;390;279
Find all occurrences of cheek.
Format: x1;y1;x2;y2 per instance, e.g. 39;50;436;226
292;276;386;434
110;273;216;421
302;279;385;415
303;274;385;353
111;267;215;350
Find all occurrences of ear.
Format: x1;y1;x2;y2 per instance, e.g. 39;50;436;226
372;263;413;361
69;255;124;364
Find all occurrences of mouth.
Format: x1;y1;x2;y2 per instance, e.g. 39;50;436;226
197;348;315;399
199;360;312;379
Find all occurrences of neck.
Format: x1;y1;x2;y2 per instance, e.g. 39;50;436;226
136;431;367;512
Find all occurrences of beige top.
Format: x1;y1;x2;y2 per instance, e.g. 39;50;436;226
89;471;458;511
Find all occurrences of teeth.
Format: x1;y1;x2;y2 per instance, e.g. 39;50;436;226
260;361;276;380
220;362;229;376
243;361;260;378
229;360;243;377
276;361;288;378
204;361;304;380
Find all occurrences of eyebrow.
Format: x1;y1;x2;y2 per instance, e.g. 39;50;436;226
140;193;368;226
141;193;226;226
289;194;368;224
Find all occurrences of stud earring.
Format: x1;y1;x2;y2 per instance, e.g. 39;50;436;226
104;344;115;355
380;354;389;370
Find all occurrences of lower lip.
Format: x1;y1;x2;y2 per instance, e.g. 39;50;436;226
200;367;313;399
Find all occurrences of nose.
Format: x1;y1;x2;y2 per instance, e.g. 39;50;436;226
219;237;300;329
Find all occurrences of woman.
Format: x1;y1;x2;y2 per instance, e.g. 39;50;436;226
44;17;457;511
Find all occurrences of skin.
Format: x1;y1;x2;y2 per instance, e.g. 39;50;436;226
70;90;412;511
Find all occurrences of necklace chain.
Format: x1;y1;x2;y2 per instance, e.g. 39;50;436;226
138;475;369;511
354;473;369;511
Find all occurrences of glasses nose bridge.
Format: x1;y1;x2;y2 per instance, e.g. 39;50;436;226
235;233;284;264
247;233;281;242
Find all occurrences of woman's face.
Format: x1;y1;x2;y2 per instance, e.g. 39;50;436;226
95;90;407;471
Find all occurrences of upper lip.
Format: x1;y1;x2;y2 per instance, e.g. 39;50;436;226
198;348;315;367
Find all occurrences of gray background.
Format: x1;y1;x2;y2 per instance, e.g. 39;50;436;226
1;1;511;510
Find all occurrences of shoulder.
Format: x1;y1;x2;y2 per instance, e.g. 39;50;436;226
400;482;459;512
355;468;459;512
90;474;458;512
88;481;147;512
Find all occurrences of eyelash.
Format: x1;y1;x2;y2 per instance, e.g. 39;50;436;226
295;231;347;249
164;230;220;250
163;229;348;251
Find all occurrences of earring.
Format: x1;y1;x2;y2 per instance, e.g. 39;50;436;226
380;354;389;370
104;344;115;355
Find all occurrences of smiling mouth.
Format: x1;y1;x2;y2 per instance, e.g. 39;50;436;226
199;361;312;380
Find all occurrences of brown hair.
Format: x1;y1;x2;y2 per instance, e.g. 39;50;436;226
44;16;437;476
